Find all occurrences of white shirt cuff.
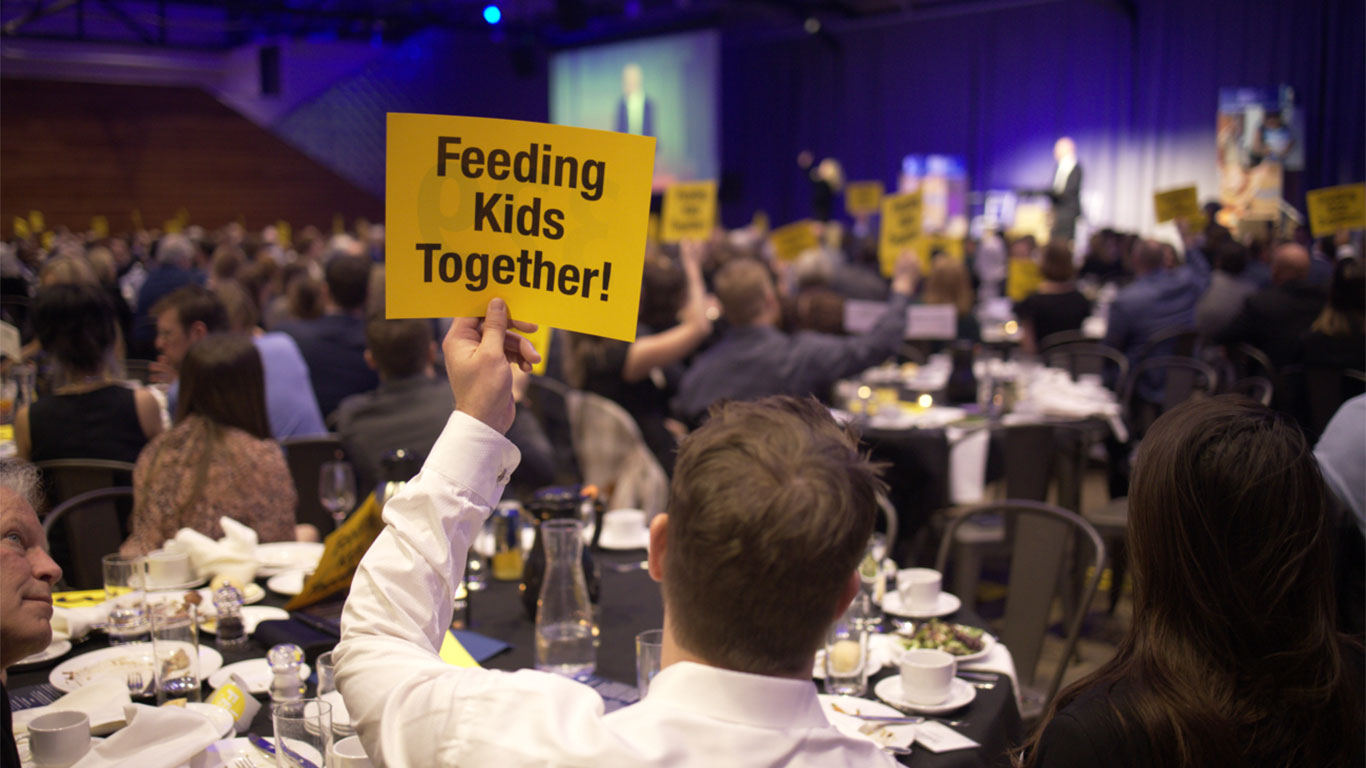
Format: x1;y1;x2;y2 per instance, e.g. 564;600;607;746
423;410;522;506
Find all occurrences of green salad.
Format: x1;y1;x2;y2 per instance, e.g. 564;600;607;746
896;619;987;656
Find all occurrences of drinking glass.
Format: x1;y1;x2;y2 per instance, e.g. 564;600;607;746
635;629;664;698
316;651;336;696
319;460;357;531
102;554;149;645
149;599;201;703
824;613;869;697
272;699;333;768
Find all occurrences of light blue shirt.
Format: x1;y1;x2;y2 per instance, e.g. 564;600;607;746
1315;394;1366;535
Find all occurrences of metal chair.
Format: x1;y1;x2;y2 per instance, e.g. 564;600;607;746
564;390;669;520
33;459;136;513
280;435;344;534
1230;376;1274;406
526;375;580;484
936;500;1105;709
875;491;899;556
1133;326;1199;362
1120;356;1219;439
1043;342;1129;390
43;487;135;590
1038;329;1091;353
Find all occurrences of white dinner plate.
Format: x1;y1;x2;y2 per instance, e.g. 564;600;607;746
890;624;997;664
208;658;311;695
874;676;976;715
817;694;914;747
13;638;71;667
254;542;326;577
186;702;236;738
199;605;290;635
49;643;223;693
266;569;311;596
881;590;962;619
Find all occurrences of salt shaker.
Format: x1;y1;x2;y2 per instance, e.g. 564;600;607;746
212;583;248;651
268;643;306;702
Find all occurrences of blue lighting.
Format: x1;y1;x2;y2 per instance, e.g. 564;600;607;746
483;5;502;24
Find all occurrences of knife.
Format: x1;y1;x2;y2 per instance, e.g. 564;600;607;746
247;732;320;768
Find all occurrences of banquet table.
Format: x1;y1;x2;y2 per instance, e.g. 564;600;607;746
9;549;1022;767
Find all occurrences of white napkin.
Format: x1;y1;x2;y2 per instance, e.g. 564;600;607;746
51;604;110;642
11;674;132;736
946;427;990;505
173;517;258;583
959;642;1023;714
70;703;220;768
914;720;980;752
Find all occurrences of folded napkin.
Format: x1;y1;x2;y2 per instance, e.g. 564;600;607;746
913;720;980;753
70;703;220;768
823;701;915;751
11;674;132;736
173;517;258;583
959;642;1023;714
946;427;990;505
51;604;110;642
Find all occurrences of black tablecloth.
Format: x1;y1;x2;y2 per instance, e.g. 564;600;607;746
8;549;1020;767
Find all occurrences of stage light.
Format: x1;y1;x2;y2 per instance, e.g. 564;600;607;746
803;17;820;34
483;5;502;24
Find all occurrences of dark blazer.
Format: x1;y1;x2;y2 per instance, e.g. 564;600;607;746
1048;163;1083;242
615;96;655;137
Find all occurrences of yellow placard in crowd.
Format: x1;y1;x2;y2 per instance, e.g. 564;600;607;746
164;220;183;234
333;213;346;236
91;216;109;238
1306;183;1366;237
916;233;965;268
660;180;717;243
878;192;923;276
28;211;44;233
844;180;885;217
1153;185;1200;223
276;220;292;248
131;210;144;231
769;219;819;262
1007;258;1043;303
285;492;387;611
525;324;552;377
385;113;656;342
13;218;30;239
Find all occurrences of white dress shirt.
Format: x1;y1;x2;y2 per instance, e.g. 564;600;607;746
334;411;896;768
1052;157;1076;193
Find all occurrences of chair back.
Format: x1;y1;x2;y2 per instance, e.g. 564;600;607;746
1038;329;1090;353
1133;326;1199;362
1042;342;1129;390
564;390;668;519
875;491;899;555
1120;356;1219;437
1231;376;1274;406
34;459;136;513
1286;367;1366;440
43;487;135;590
935;500;1105;706
526;375;580;483
280;435;344;533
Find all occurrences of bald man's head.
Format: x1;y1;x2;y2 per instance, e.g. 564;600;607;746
1054;137;1076;162
1271;243;1311;285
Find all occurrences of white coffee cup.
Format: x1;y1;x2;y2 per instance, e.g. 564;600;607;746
899;648;956;706
600;509;647;546
897;567;942;611
29;710;91;768
330;735;375;768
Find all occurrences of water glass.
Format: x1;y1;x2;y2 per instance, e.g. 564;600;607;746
272;699;333;768
635;629;664;698
316;651;336;696
319;459;357;531
102;554;149;645
824;616;869;697
149;600;201;703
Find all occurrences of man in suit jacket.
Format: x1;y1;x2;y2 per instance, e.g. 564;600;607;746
1048;137;1082;244
615;63;655;138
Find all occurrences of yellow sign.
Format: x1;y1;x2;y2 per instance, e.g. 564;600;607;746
385;113;655;342
1153;185;1200;223
769;219;819;262
878;192;923;276
28;211;44;233
13;218;30;239
91;216;109;238
660;180;717;243
40;232;53;250
1007;258;1043;303
333;213;346;236
1306;183;1366;237
844;180;885;217
916;234;965;266
526;324;552;377
276;220;292;248
284;492;386;610
164;219;183;234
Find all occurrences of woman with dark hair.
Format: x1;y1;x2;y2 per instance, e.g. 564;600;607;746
15;283;162;462
1021;396;1363;767
1015;242;1092;353
1301;257;1365;371
120;334;296;556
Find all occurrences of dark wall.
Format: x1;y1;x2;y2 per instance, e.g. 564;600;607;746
0;78;381;234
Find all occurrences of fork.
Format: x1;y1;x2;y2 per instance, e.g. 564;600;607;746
126;671;146;697
232;758;258;768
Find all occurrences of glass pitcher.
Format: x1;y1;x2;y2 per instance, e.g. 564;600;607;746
533;519;596;678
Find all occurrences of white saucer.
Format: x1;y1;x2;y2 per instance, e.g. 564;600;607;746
874;676;976;715
208;658;310;695
596;509;650;551
881;591;961;619
266;569;311;596
14;638;71;667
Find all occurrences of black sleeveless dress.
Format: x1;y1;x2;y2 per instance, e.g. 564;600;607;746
28;384;148;463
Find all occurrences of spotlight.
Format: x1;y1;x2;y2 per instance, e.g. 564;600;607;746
803;17;820;34
483;5;502;24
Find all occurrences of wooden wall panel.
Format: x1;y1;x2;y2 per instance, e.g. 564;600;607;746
1;78;381;236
